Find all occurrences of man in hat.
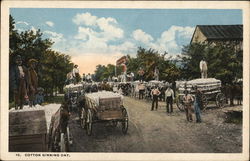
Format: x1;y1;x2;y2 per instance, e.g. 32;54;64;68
82;73;86;82
72;64;80;83
183;89;194;121
151;86;161;111
10;55;29;109
27;58;38;107
86;73;92;83
194;86;203;123
165;84;174;114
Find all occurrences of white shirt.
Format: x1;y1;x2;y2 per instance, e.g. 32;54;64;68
18;66;25;78
86;74;92;80
72;67;79;77
165;88;174;99
199;60;207;71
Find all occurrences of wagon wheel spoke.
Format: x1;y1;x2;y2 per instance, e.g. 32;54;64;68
176;95;185;112
80;108;86;129
60;133;66;152
202;94;208;111
86;109;92;136
121;108;128;134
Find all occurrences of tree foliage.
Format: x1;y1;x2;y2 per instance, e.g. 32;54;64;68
93;47;181;83
181;42;243;85
9;15;73;99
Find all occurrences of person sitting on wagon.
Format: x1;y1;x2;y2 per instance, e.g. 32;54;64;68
183;89;194;122
72;65;80;84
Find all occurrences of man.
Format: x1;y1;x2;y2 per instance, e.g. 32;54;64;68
27;59;38;107
151;86;161;111
130;72;134;82
137;67;145;82
183;90;194;121
199;59;208;78
101;79;111;91
121;63;127;82
165;85;174;114
72;65;80;83
194;86;203;123
86;73;92;83
82;73;86;82
10;55;29;110
138;82;145;100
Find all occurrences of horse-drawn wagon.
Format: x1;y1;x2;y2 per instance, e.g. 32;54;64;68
79;91;128;136
48;103;73;152
176;78;226;111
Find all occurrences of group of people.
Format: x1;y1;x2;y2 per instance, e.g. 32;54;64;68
66;65;93;85
183;86;202;123
149;83;202;123
10;55;44;110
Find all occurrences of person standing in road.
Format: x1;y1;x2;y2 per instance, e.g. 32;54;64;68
165;85;174;114
194;86;203;123
151;86;161;111
27;59;38;107
183;90;194;121
138;82;145;100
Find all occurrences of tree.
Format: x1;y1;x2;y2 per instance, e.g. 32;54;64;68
9;14;74;100
126;47;181;82
181;42;243;85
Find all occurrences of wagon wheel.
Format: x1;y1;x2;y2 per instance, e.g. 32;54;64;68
216;93;226;108
80;108;86;129
60;133;66;152
121;107;128;134
176;95;185;112
86;109;93;136
201;94;208;111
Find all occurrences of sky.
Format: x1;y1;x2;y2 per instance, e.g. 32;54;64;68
10;9;242;74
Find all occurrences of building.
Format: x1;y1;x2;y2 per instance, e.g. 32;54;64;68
190;25;243;51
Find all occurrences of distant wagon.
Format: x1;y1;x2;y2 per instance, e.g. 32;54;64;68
79;91;128;136
176;78;226;111
64;83;84;111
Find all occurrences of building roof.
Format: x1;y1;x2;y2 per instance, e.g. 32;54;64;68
197;25;243;41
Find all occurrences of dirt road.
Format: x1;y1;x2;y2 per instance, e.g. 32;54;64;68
68;97;242;153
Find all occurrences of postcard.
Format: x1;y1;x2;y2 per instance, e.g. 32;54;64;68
1;1;249;161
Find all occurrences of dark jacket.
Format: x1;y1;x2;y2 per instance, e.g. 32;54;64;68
10;64;29;91
195;90;203;106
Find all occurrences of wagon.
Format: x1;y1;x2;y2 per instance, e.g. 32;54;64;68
79;91;128;136
175;78;226;111
64;83;84;111
48;106;73;152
